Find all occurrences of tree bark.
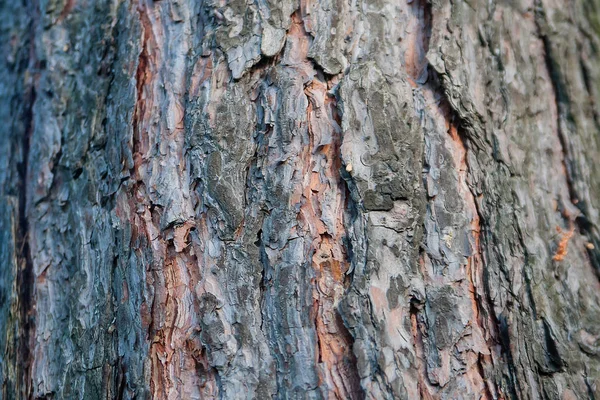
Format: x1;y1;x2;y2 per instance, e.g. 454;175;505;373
2;0;600;398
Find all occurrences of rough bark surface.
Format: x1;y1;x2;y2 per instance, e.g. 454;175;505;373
2;0;600;398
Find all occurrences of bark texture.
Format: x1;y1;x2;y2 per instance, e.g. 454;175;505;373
2;0;600;398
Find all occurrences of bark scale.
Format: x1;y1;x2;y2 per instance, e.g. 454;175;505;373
1;0;600;398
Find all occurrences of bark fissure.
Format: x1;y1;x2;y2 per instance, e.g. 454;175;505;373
453;102;524;399
303;76;363;398
15;61;36;400
406;0;504;394
421;80;500;397
13;3;40;396
133;2;221;397
410;293;435;398
535;3;600;275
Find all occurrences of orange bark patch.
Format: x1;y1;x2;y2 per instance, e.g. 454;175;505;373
300;76;362;399
553;226;575;261
130;3;217;398
445;116;496;399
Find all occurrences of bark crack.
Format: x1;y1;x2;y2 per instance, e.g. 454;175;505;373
534;2;600;275
13;4;41;396
15;66;35;400
421;64;519;397
303;60;363;400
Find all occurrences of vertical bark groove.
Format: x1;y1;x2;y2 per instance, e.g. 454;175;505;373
536;4;600;276
12;2;39;396
16;73;35;400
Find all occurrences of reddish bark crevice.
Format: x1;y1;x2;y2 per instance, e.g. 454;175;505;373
404;0;432;84
15;75;35;400
282;11;362;397
410;289;435;400
133;3;159;392
56;0;76;25
131;2;218;397
305;79;363;400
132;1;153;160
423;66;524;399
404;0;502;394
303;93;362;396
13;6;41;397
447;120;497;400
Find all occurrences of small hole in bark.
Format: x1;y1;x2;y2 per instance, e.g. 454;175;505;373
254;229;262;247
72;167;83;179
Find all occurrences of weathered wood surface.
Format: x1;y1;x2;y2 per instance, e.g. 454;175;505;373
1;0;600;398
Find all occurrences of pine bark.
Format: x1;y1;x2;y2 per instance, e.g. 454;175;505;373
2;0;600;398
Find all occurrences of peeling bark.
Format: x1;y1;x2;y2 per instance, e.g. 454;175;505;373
2;0;600;398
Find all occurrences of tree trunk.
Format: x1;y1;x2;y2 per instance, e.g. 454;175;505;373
2;0;600;398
